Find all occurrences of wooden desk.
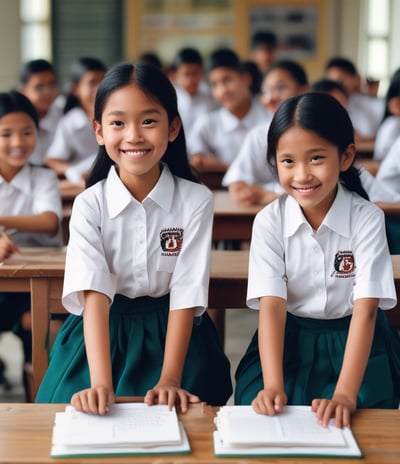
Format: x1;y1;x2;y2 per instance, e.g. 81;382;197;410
194;166;226;190
213;190;262;241
0;403;399;463
59;179;84;206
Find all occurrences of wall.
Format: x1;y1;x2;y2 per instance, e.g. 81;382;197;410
0;0;21;90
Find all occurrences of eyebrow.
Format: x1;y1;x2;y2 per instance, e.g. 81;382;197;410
277;147;328;157
105;108;162;117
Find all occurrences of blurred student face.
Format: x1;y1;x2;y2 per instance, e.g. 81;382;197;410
174;63;203;96
251;46;276;74
20;70;58;118
208;67;251;115
260;68;307;114
325;67;360;95
388;96;400;116
73;70;106;118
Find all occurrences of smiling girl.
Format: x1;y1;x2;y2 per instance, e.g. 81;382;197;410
234;92;400;427
36;62;232;412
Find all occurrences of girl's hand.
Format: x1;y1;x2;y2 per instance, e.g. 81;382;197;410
311;394;356;428
144;383;200;413
0;237;19;261
71;386;116;415
251;388;287;415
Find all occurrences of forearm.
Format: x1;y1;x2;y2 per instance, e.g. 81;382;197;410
334;299;378;401
0;212;59;235
159;308;195;385
259;297;287;390
83;291;113;390
45;158;69;176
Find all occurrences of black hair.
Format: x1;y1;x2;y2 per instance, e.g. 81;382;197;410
0;90;39;128
325;57;358;76
138;52;163;70
63;56;107;114
311;78;348;97
242;60;262;95
263;60;309;87
251;31;278;50
19;59;57;85
86;62;198;188
172;47;203;69
206;48;242;75
381;68;400;122
267;92;368;200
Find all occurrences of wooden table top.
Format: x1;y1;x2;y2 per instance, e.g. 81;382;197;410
0;403;399;463
213;190;262;216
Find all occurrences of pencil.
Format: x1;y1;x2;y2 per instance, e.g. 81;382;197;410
0;230;20;252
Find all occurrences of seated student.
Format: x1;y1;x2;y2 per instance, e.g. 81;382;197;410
374;68;400;160
250;31;278;75
45;57;107;185
311;78;348;108
187;48;269;170
137;51;163;70
0;90;62;376
325;57;384;142
222;60;309;205
171;47;217;141
18;59;63;166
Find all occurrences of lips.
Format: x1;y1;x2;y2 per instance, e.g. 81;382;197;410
120;149;150;159
293;185;320;194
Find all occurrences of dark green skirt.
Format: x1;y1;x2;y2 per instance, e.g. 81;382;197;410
235;310;400;408
36;294;232;406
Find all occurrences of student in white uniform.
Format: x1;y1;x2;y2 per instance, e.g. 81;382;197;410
36;62;232;411
374;68;400;160
235;93;400;426
222;60;309;205
18;59;63;166
45;57;107;184
171;47;217;141
325;57;384;141
187;48;268;170
0;91;62;375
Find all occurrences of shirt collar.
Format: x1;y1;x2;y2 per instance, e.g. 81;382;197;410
106;163;175;218
284;183;351;237
0;164;32;195
219;99;262;132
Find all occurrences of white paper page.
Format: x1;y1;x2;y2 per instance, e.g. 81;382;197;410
52;403;181;447
216;406;346;447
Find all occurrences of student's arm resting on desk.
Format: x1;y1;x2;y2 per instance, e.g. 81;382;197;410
144;307;200;412
0;211;59;235
228;181;280;205
312;298;378;428
252;296;288;415
190;152;228;170
71;290;115;415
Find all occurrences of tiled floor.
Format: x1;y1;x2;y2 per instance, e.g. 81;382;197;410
0;307;258;404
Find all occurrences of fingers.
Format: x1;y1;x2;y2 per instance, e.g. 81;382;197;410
70;387;114;415
252;391;286;416
144;387;200;413
312;398;353;428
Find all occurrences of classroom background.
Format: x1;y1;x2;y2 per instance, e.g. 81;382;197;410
0;0;399;97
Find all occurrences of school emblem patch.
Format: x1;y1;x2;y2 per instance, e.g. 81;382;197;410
160;228;184;256
332;250;355;278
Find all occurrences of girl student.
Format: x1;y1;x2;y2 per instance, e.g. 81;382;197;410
45;57;107;185
234;92;400;427
0;90;62;368
36;62;232;412
222;60;309;206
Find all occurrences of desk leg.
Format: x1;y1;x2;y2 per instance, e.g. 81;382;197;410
30;278;51;400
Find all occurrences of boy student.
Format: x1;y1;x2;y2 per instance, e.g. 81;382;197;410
325;57;384;141
171;47;217;141
187;48;269;170
250;31;278;74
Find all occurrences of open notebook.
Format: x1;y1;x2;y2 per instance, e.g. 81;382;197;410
51;403;190;458
214;405;362;458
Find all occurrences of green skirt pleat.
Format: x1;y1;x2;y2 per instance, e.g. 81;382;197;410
235;310;400;408
36;294;232;406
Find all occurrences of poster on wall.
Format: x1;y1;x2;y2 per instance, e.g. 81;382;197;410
250;6;318;59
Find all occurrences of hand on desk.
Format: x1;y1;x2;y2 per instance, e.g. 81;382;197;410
0;231;20;261
229;181;280;206
71;386;116;415
145;382;200;413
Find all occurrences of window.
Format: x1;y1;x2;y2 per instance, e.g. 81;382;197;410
20;0;51;61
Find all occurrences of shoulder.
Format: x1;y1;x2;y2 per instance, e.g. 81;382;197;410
174;176;213;205
28;164;59;183
348;188;384;223
59;107;89;128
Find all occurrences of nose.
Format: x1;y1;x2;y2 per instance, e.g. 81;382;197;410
127;125;144;143
293;163;312;183
261;90;280;112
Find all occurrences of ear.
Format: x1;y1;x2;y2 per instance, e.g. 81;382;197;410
242;71;253;88
93;120;104;145
168;116;181;142
340;143;356;172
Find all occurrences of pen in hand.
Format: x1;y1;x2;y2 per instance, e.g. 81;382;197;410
0;230;20;254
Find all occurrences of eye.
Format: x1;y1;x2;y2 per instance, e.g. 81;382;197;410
110;120;124;127
311;155;324;163
142;118;156;126
280;158;293;165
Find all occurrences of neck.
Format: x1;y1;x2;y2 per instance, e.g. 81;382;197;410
231;98;252;119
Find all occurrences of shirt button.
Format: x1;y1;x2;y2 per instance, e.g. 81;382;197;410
313;247;319;253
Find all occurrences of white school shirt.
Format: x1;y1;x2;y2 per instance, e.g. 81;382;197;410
347;93;384;139
222;120;283;194
45;107;98;182
247;184;396;318
62;164;213;316
370;135;400;202
373;116;400;160
29;100;64;166
0;164;62;246
174;84;218;141
187;98;269;165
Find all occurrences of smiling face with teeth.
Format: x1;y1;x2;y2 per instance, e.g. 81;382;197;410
276;125;355;230
93;81;181;199
0;112;37;181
